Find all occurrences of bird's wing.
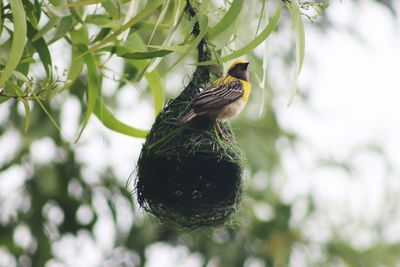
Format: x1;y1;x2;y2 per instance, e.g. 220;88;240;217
191;76;244;113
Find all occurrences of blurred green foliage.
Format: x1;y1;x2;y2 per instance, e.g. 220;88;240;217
0;0;399;267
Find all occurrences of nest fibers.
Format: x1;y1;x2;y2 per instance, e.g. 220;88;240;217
136;65;246;229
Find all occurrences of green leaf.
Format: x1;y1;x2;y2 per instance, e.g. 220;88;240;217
88;0;164;53
169;14;208;70
148;0;170;44
118;50;172;60
28;83;63;135
27;22;53;77
287;0;305;106
0;0;3;36
146;0;185;73
32;15;60;42
208;0;244;38
144;70;165;115
66;0;106;7
91;28;112;44
94;102;148;138
5;80;30;132
75;48;98;143
146;44;190;53
68;6;84;23
85;14;117;26
0;0;27;88
199;4;281;65
23;0;40;28
49;15;74;44
102;0;120;19
255;0;266;37
258;0;270;117
63;27;88;90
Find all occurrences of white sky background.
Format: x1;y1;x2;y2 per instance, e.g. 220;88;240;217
1;1;400;266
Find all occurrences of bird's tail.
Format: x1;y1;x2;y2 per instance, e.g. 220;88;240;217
176;110;196;125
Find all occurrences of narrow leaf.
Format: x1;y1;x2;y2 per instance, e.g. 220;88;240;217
66;0;106;7
287;0;305;106
88;0;164;53
119;50;172;60
146;0;185;72
102;0;120;19
120;0;139;41
7;80;31;132
148;0;169;44
23;0;39;28
27;22;53;77
32;15;60;42
144;70;165;115
208;0;244;38
49;15;74;44
75;49;98;143
169;14;208;70
199;4;281;65
63;27;88;90
0;0;27;87
28;83;64;136
146;44;190;53
0;0;4;36
21;99;31;132
94;102;148;138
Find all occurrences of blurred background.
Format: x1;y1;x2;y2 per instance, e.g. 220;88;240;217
1;0;400;266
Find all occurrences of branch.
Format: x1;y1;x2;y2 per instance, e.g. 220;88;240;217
176;0;215;101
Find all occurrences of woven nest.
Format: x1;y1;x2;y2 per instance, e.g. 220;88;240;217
135;15;246;227
135;64;246;229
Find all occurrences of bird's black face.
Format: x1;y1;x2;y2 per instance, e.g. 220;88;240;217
227;62;249;81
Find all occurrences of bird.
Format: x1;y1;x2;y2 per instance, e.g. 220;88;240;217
176;59;251;140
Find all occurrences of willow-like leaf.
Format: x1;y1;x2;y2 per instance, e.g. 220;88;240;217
287;0;305;106
49;15;74;44
88;0;164;53
32;15;60;41
27;22;53;77
66;0;106;7
63;27;88;90
199;4;281;65
169;14;208;70
23;0;39;28
144;70;165;115
146;0;185;73
148;0;170;44
0;0;26;87
28;83;64;136
146;44;190;53
258;0;269;117
18;99;30;134
10;82;31;132
120;0;139;41
102;0;120;19
255;0;266;37
94;102;148;138
0;0;4;36
75;49;98;143
208;0;244;38
119;50;172;60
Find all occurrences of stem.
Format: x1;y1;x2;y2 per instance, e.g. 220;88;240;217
175;0;215;101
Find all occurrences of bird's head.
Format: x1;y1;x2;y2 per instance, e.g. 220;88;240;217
227;59;250;81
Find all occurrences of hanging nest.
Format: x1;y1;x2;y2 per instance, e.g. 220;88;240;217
136;87;246;229
135;3;246;229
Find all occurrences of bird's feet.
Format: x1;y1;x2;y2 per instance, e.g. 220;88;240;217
216;121;229;141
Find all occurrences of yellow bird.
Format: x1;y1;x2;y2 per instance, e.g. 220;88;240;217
177;59;251;139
